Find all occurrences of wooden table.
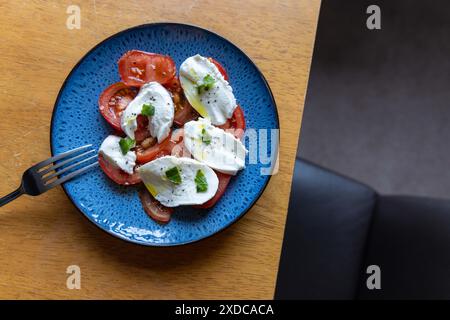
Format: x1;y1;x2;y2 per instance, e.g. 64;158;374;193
0;0;319;299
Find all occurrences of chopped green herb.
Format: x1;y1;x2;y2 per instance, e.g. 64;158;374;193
141;103;155;116
195;170;208;192
165;167;182;185
196;74;215;94
201;128;212;145
119;137;135;155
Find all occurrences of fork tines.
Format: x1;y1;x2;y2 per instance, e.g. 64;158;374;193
36;144;98;189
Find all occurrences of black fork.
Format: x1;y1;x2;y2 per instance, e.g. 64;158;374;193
0;145;98;207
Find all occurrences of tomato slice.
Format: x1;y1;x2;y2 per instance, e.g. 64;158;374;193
164;75;182;92
118;50;176;87
136;135;171;164
98;154;141;185
169;129;191;158
139;188;173;224
217;105;246;139
135;129;185;164
134;115;151;143
194;171;232;209
173;101;199;127
209;58;229;81
98;82;138;132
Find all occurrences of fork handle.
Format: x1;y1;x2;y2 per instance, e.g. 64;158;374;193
0;187;24;207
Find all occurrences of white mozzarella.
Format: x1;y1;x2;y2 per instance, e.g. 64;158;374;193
183;118;247;175
179;54;236;125
98;135;136;174
120;81;174;142
137;156;219;207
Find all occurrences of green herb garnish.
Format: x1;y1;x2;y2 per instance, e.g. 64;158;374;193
201;128;212;145
195;170;208;192
141;103;155;116
119;137;135;155
165;167;182;185
196;74;215;94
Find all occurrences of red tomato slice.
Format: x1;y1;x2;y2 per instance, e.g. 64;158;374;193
173;102;199;127
118;50;176;87
164;75;182;92
194;171;232;209
98;82;138;132
136;145;166;164
98;154;141;186
134;115;151;143
136;135;171;164
169;129;191;158
135;129;185;164
218;105;246;139
209;58;229;81
139;188;173;224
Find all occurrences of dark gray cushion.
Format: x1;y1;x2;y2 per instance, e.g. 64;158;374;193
359;196;450;299
275;158;376;299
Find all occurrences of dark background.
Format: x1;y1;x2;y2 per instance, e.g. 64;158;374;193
298;0;450;199
275;0;450;300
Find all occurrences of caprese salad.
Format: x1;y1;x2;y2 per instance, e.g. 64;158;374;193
97;50;247;223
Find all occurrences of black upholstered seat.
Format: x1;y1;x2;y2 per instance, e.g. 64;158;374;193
276;158;450;300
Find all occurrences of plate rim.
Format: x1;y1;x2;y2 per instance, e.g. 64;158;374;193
49;22;280;247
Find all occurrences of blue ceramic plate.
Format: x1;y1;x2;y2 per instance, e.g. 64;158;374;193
50;23;279;246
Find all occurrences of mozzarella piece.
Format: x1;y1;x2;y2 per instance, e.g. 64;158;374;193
138;156;219;207
98;135;136;174
120;82;174;142
179;54;236;125
183;118;247;175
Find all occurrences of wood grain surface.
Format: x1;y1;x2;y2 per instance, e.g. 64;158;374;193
0;0;319;299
